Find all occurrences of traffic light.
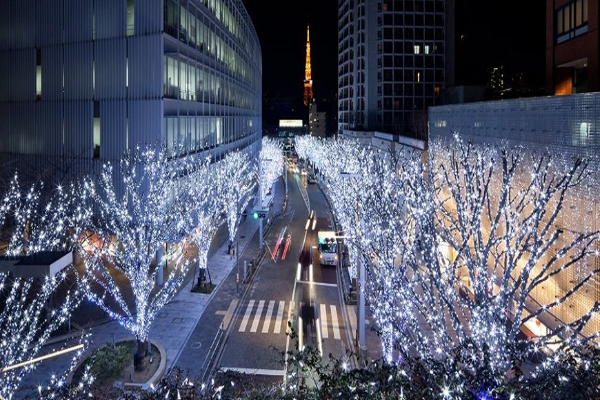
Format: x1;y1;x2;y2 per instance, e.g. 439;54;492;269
253;211;266;219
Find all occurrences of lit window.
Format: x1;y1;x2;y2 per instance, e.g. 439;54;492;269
424;45;430;54
93;118;101;159
413;45;420;54
36;48;41;99
127;0;134;36
36;65;42;97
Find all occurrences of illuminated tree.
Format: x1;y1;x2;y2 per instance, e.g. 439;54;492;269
183;156;223;286
259;137;284;202
216;150;257;246
0;172;92;399
78;144;195;357
298;133;600;397
403;134;600;380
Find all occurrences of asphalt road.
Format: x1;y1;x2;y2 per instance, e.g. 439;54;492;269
213;170;353;384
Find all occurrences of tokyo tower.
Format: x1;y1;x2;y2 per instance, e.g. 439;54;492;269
303;23;313;106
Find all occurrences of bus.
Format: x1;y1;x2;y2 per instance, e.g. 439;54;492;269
317;230;339;267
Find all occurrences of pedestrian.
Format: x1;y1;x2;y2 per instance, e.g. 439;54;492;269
228;240;232;255
231;247;235;259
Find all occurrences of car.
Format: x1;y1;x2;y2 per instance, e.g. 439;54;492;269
307;174;317;184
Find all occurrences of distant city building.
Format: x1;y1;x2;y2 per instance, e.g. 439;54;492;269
444;1;546;104
489;66;506;91
547;0;598;94
308;101;327;138
263;96;305;135
337;0;446;140
0;0;262;185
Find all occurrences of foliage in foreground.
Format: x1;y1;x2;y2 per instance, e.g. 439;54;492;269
87;341;136;383
43;338;600;400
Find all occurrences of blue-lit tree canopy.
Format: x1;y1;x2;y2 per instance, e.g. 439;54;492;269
216;150;257;246
259;136;285;202
0;172;92;399
296;133;600;397
78;145;197;355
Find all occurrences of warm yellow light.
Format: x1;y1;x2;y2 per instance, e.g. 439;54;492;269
1;343;85;373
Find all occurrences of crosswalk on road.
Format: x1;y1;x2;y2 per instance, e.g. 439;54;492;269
237;299;343;340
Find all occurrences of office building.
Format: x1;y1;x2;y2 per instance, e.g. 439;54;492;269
337;0;446;140
547;0;598;94
308;101;327;138
0;0;262;185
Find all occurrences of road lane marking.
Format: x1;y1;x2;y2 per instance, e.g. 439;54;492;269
262;300;275;333
239;300;254;332
222;299;239;330
330;304;341;339
320;303;328;339
250;300;265;332
220;367;285;376
297;281;337;287
274;300;285;334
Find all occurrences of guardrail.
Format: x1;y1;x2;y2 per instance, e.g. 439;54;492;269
200;322;225;382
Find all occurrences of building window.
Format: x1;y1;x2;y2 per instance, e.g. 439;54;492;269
94;102;100;159
127;0;135;36
424;44;430;54
573;66;587;93
36;65;42;98
556;0;588;44
36;48;41;99
413;45;420;54
93;118;101;159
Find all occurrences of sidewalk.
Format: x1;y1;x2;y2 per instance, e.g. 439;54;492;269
16;177;288;398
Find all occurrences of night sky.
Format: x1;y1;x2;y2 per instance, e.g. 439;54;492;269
241;0;339;102
241;0;546;123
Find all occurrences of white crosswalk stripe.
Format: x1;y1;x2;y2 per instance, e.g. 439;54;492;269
237;300;343;340
330;304;341;340
262;300;275;333
250;300;265;332
320;303;328;339
239;300;254;332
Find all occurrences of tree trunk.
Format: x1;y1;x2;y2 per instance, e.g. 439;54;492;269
137;338;147;357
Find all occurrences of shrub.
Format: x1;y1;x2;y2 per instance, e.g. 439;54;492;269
88;341;136;383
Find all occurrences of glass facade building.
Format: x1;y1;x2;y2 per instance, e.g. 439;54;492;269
0;0;262;183
337;0;445;139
